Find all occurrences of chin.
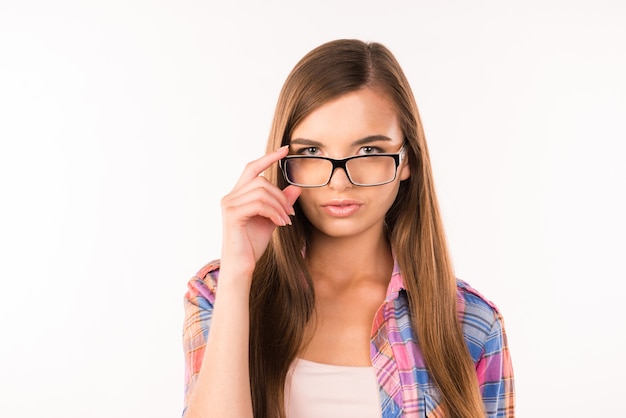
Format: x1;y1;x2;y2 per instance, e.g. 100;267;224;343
311;219;383;240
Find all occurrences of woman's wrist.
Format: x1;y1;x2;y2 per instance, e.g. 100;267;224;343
215;264;255;294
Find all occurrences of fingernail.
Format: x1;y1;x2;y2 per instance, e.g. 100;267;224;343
288;206;295;216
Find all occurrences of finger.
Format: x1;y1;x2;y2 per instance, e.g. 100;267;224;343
227;177;294;215
234;145;289;188
282;185;302;213
223;186;292;226
225;199;290;227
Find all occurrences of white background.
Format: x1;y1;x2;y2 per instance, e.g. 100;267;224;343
1;1;625;417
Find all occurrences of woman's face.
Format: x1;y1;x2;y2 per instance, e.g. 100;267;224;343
289;87;410;241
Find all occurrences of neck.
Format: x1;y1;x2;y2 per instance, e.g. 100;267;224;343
306;227;394;287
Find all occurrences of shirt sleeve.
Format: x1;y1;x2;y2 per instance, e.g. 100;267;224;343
475;310;515;417
181;260;220;414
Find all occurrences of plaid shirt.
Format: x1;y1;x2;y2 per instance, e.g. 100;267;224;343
183;260;515;417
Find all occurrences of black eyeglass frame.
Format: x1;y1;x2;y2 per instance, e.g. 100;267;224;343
279;147;406;188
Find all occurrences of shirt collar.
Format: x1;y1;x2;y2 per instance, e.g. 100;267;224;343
385;258;405;302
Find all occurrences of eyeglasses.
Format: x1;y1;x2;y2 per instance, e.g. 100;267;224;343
280;147;406;187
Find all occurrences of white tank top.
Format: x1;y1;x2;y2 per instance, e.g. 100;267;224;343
285;358;382;418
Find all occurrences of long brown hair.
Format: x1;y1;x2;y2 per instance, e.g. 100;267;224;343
249;39;484;418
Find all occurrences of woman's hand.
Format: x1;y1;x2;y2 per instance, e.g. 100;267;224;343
220;145;301;279
185;148;299;418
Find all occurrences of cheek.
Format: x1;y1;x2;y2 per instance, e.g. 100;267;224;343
364;182;402;216
295;190;316;215
383;184;402;208
297;189;313;205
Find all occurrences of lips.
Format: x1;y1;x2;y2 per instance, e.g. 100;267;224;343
320;199;363;217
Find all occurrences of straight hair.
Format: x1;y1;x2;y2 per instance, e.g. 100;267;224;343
248;39;485;418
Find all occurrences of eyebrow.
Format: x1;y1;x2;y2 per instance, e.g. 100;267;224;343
290;135;394;147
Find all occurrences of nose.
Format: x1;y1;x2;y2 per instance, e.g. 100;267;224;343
327;166;352;190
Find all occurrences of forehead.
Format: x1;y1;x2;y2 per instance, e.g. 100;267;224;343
291;88;402;145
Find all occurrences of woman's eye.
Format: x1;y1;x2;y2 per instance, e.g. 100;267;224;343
360;146;383;155
299;147;318;155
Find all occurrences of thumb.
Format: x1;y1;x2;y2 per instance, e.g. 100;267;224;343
283;185;302;206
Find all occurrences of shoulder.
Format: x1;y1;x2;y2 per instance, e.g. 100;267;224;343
456;279;502;319
184;259;221;305
455;279;507;361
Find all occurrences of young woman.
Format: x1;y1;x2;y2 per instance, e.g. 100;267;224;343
182;39;514;418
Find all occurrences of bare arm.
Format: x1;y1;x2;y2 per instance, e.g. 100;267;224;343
184;146;301;418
